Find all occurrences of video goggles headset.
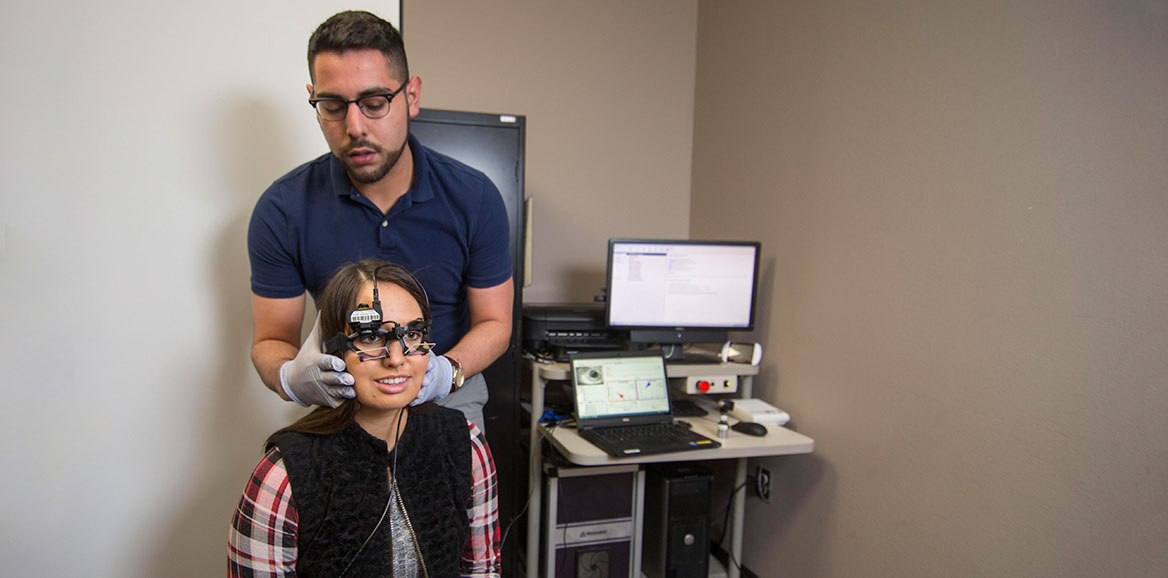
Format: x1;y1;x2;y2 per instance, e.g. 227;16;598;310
323;267;436;361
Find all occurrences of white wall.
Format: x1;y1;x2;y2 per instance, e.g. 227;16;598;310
0;2;398;576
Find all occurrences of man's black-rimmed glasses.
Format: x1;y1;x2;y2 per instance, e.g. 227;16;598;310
309;83;407;121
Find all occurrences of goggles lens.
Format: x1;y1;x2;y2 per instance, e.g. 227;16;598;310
349;319;434;361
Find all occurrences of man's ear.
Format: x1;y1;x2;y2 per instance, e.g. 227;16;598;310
306;83;314;96
406;76;422;118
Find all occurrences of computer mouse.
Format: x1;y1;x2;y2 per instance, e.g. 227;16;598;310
731;421;768;437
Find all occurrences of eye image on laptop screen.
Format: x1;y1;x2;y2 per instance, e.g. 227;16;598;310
574;356;669;420
575;366;604;385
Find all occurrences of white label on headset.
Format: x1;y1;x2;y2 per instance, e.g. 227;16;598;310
351;310;380;324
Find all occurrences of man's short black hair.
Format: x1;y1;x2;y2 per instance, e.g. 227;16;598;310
308;10;409;83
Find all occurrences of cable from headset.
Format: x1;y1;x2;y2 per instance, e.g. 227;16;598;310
336;407;407;578
498;423;555;549
337;264;412;577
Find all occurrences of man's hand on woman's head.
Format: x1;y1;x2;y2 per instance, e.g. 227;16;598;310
279;316;355;407
412;354;453;406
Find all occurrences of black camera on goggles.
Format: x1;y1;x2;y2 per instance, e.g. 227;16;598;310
323;272;435;361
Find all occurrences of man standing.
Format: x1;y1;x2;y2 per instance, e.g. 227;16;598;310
248;10;513;431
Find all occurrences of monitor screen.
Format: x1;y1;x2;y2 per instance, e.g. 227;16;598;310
605;239;760;343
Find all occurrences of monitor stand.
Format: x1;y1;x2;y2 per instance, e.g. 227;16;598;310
626;334;731;364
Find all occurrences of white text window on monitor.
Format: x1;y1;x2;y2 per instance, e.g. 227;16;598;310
608;242;757;328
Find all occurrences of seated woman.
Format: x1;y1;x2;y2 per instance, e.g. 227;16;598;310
228;259;501;577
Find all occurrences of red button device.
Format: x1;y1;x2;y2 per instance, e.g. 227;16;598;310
697;380;711;392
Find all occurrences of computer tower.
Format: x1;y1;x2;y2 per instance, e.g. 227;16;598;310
542;463;644;578
643;463;713;578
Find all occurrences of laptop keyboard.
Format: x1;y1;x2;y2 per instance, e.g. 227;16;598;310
585;422;696;443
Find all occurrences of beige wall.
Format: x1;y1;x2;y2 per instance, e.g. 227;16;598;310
692;1;1168;577
407;0;699;302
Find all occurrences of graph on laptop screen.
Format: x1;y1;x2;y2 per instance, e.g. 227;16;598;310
605;239;761;352
573;355;670;420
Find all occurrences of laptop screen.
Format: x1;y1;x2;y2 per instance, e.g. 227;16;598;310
571;351;671;425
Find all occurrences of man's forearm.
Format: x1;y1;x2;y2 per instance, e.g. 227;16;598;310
251;339;299;400
444;319;511;378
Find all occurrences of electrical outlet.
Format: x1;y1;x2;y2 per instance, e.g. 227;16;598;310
756;466;771;503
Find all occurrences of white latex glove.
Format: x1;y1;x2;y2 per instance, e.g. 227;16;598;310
279;315;355;408
412;354;453;406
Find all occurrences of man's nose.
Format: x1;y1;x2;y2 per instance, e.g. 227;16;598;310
345;102;367;136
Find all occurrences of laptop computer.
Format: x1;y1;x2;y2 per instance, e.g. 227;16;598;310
569;350;722;457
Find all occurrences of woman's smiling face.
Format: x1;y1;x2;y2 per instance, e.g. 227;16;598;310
344;281;428;412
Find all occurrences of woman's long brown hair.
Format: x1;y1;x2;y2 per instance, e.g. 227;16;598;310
267;259;431;444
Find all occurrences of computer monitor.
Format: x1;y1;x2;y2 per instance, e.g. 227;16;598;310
605;239;761;357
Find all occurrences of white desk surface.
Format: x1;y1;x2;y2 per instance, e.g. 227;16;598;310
533;360;811;465
543;416;813;467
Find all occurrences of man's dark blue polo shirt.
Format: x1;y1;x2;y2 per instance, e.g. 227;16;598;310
247;134;512;353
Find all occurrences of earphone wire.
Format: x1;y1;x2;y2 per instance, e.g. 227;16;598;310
336;407;407;578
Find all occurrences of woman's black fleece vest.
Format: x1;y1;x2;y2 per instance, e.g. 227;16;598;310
270;407;472;577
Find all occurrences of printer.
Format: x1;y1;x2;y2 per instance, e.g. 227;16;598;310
522;303;627;361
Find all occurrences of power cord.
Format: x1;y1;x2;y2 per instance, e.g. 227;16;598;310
716;474;771;574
